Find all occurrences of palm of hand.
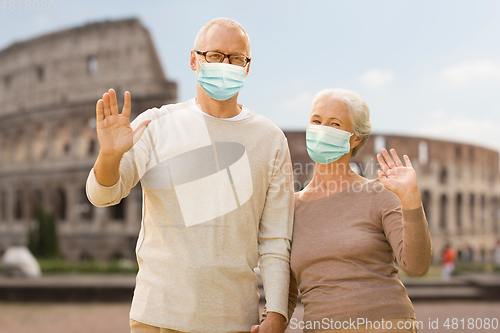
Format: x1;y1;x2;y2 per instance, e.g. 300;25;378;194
97;113;134;155
379;165;417;193
95;89;151;156
377;148;418;196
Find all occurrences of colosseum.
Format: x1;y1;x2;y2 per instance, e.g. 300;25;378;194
286;131;500;264
1;18;499;266
0;18;177;261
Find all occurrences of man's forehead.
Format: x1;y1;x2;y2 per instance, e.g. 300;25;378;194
202;25;249;52
205;24;246;37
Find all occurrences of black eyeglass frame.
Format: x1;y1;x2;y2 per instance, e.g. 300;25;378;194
195;50;251;67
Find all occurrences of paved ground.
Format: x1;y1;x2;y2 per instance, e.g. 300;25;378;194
1;302;499;333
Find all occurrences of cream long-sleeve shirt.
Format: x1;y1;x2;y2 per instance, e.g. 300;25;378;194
86;101;294;332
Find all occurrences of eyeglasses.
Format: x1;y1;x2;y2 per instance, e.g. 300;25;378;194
195;50;250;67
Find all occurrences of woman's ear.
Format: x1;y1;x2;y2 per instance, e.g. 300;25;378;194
350;135;362;149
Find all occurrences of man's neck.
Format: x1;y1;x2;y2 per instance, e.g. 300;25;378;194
196;86;242;118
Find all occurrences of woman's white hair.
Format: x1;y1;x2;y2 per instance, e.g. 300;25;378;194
194;18;251;56
312;88;371;157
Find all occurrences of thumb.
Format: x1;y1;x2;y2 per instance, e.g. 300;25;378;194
377;169;387;183
131;119;151;145
250;324;259;333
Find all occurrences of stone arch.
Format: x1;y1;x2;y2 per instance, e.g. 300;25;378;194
53;123;71;158
1;132;11;164
78;187;93;221
78;119;97;158
456;193;463;230
469;193;475;231
422;190;431;225
439;194;448;230
14;189;23;220
53;188;67;221
109;197;126;221
439;167;448;185
14;130;27;163
492;196;499;232
480;195;486;229
32;189;43;219
32;125;47;161
0;189;6;221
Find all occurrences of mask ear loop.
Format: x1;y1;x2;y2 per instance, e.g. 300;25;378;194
196;54;203;68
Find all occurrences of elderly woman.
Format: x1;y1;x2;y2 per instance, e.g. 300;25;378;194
254;88;432;333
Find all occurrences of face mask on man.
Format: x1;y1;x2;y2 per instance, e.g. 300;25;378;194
306;124;353;164
196;57;246;101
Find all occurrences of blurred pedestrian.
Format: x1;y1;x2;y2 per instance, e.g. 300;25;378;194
442;244;457;281
465;243;474;263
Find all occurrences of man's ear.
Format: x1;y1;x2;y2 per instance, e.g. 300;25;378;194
244;58;251;77
190;51;197;71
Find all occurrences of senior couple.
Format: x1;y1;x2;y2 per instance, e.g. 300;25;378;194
86;18;432;333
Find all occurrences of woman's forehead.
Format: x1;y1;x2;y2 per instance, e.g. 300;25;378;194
311;99;347;116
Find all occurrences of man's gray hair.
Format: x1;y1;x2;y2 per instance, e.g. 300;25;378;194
194;18;251;56
312;89;371;157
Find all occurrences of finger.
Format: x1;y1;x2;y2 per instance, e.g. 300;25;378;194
131;120;151;145
390;148;403;167
102;92;111;118
96;99;104;122
108;88;119;116
250;325;259;333
122;91;131;118
376;153;389;173
381;148;396;169
377;169;387;182
403;155;413;168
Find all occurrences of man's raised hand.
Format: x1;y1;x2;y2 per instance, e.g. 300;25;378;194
95;89;151;157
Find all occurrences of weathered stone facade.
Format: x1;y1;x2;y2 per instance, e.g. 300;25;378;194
0;19;177;261
284;131;500;264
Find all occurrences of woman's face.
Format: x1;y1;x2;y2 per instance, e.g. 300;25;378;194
309;98;361;149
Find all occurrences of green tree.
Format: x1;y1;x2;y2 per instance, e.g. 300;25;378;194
28;205;60;258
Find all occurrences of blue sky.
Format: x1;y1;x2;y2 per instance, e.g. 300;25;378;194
1;0;500;152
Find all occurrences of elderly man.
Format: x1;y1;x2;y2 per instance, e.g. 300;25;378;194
86;18;293;333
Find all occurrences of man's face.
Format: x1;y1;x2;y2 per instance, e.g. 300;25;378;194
190;25;251;76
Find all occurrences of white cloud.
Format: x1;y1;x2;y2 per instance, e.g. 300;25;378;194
358;69;396;89
281;92;314;110
412;110;500;152
439;60;500;87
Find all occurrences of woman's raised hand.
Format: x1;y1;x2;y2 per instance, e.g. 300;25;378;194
377;148;421;209
96;89;151;157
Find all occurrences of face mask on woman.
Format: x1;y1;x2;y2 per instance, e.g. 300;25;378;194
306;124;353;164
197;58;246;101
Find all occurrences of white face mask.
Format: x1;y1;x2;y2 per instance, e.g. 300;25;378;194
306;124;353;164
196;57;246;101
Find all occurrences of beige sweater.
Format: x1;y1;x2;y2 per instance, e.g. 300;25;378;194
288;179;432;332
86;101;294;332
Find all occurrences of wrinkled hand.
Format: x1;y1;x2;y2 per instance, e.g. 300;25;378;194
377;148;421;209
96;88;151;157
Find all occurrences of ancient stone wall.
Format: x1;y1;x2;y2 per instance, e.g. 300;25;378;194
0;18;177;262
